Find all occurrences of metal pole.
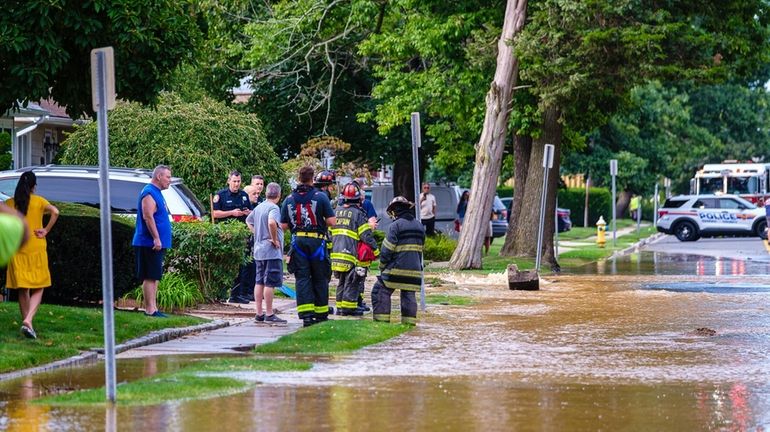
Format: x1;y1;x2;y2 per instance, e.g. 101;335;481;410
653;184;659;226
554;197;559;257
610;159;617;248
410;113;425;312
636;194;641;237
535;144;554;272
96;51;117;403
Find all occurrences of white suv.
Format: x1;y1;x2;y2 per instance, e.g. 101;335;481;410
0;165;206;221
656;194;767;241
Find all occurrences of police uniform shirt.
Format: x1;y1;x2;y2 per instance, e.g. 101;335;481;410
213;188;252;223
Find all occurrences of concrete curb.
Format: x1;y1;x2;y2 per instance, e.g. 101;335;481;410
0;319;230;382
609;232;666;259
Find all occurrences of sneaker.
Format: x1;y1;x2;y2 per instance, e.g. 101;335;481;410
20;325;37;339
144;311;168;318
303;318;315;327
264;314;287;325
255;313;265;322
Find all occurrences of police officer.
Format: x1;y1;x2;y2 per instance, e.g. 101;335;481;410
330;183;379;316
212;170;254;304
281;166;336;327
371;196;425;325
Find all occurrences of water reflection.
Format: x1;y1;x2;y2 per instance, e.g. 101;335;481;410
570;251;770;276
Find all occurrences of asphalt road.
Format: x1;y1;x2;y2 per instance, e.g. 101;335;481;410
643;233;770;262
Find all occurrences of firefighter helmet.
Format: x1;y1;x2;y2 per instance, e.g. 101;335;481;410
340;183;362;203
386;196;414;219
313;170;336;187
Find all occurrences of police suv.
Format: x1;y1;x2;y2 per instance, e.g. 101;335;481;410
656;194;768;242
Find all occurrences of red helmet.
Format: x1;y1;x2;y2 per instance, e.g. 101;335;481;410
340;183;362;203
313;170;336;187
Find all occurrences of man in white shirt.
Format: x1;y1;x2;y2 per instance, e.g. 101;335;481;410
419;182;437;236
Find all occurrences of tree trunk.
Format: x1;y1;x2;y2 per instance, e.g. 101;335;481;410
616;190;631;220
448;0;528;270
507;106;563;270
501;134;531;255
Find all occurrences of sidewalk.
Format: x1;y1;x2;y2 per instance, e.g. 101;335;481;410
117;297;301;359
557;222;652;253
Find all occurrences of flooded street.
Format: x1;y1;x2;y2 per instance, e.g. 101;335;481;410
3;251;770;430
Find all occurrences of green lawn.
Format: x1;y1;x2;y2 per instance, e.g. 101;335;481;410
425;294;476;306
0;303;205;373
255;319;412;354
438;219;657;274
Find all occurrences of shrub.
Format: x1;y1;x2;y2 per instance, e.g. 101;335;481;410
557;187;612;227
1;202;136;305
0;132;10;170
423;234;457;261
58;92;286;203
125;272;203;311
167;220;251;301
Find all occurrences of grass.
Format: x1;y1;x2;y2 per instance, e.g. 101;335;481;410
0;303;204;373
255;319;412;354
433;219;658;275
425;294;475;306
35;357;312;406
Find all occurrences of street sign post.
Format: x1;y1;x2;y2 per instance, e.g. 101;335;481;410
410;113;425;312
610;159;618;247
535;144;555;271
91;46;117;404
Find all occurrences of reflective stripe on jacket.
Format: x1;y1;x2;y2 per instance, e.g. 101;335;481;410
380;216;425;291
330;204;379;272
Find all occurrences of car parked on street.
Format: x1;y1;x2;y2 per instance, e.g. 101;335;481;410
490;196;509;238
0;165;206;221
499;197;572;232
369;182;460;237
656;194;767;241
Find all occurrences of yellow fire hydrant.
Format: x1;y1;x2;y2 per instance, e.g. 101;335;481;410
596;216;607;248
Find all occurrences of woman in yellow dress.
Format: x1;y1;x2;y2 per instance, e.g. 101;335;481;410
6;172;59;339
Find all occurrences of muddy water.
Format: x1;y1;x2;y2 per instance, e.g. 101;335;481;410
3;269;770;430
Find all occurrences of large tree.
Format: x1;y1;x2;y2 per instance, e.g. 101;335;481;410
0;0;203;117
448;0;528;269
500;0;770;268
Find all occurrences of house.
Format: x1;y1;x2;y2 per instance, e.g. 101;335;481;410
0;100;76;169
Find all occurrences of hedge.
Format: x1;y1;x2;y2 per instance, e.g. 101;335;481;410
1;202;136;305
557;187;613;227
166;220;251;301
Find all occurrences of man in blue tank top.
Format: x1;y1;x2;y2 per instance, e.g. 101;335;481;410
132;165;173;318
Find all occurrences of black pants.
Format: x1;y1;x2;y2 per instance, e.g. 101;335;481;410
371;277;417;325
336;269;364;313
230;237;255;300
422;217;435;236
293;237;331;321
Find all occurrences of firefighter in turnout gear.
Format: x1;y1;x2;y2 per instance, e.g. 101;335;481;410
331;183;379;316
372;196;425;325
281;166;336;327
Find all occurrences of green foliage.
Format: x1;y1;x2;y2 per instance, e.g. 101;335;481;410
125;273;204;312
58;92;285;202
0;131;11;170
0;1;203;118
425;294;475;306
255;320;412;354
557;187;612;228
0;203;136;305
496;186;514;199
0;302;203;373
166;220;251;301
423;234;457;262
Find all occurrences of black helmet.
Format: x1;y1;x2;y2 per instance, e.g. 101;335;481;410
313;170;336;187
386;196;414;219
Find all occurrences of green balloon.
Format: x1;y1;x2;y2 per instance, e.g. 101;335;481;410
0;214;24;267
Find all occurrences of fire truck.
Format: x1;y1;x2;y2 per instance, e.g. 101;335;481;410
691;161;770;204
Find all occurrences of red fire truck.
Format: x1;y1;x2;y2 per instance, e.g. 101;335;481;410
692;161;770;204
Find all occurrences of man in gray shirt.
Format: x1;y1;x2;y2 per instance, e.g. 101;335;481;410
246;182;287;324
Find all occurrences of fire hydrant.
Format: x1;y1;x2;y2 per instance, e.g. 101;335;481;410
596;216;607;248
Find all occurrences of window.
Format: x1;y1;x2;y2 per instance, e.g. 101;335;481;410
34;177;144;212
718;199;744;210
662;199;688;208
693;198;718;209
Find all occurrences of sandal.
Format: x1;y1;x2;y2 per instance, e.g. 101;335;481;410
20;325;37;339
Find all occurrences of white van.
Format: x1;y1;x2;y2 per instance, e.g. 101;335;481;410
369;183;460;237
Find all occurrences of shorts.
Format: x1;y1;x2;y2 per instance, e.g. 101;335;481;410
255;258;283;288
135;247;165;281
486;221;493;238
